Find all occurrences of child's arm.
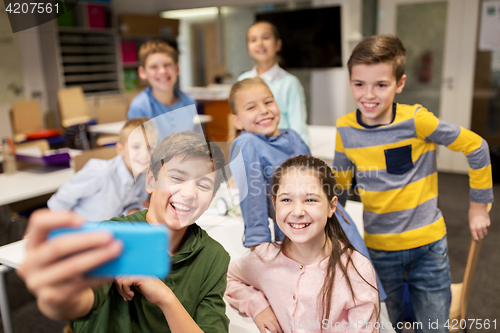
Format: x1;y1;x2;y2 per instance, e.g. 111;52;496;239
225;251;271;320
285;77;310;146
230;140;274;247
346;257;380;332
47;162;103;213
115;277;205;333
17;210;122;321
115;250;230;332
414;108;493;241
333;130;356;206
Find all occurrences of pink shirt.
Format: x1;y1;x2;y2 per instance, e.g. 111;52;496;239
226;243;380;333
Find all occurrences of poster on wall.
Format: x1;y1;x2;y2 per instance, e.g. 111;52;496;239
479;0;500;50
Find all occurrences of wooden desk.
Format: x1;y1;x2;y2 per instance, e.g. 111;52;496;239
0;166;74;206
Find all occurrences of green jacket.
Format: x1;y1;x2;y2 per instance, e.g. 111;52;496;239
73;210;230;333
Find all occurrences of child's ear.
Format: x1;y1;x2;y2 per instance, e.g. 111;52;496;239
276;38;282;52
145;168;155;194
396;74;407;93
328;196;338;218
138;66;147;80
116;142;124;157
232;114;244;130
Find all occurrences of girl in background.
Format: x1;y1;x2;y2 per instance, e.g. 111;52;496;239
226;155;380;333
238;21;310;146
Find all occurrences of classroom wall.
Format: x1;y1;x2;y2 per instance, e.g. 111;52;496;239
18;27;48;113
310;0;361;125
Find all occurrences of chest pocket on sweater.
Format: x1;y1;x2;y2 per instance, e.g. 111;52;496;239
384;145;413;174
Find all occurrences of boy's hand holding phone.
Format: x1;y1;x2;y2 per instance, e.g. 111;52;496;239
17;209;171;320
17;209;123;320
48;221;169;278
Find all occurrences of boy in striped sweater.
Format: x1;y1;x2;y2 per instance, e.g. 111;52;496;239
334;35;493;333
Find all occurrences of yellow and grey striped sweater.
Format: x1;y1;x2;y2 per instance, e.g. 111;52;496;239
334;104;493;251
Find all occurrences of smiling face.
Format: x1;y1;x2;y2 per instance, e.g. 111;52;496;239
350;62;406;126
138;52;179;94
232;83;280;137
117;128;157;177
247;22;282;65
274;169;337;247
145;155;216;231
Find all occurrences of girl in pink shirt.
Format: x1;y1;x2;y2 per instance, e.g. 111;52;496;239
226;155;380;333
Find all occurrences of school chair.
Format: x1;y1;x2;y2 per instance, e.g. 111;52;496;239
57;87;96;150
94;96;128;147
73;146;116;172
10;100;64;145
448;239;482;332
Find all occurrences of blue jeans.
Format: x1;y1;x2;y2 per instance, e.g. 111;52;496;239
368;236;451;333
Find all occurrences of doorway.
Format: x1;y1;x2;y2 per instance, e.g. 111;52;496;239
378;0;480;173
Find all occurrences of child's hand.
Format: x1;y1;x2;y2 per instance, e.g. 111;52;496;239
254;306;283;333
115;276;171;306
115;277;136;301
17;209;122;320
469;202;491;241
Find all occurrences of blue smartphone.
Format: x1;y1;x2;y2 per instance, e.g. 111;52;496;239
48;222;170;278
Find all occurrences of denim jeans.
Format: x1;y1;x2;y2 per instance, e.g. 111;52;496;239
368;236;452;333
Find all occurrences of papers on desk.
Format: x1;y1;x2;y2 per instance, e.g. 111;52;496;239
16;147;81;167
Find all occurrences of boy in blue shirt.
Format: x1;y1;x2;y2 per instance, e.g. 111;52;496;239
128;40;198;139
48;118;155;221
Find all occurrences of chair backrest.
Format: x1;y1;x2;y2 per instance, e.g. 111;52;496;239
58;87;92;128
11;100;43;139
96;95;128;124
73;146;117;172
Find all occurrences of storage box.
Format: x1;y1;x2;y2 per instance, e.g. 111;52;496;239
87;4;107;29
57;3;76;27
121;40;138;64
123;69;138;91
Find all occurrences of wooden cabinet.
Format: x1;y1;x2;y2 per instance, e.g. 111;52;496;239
201;100;233;143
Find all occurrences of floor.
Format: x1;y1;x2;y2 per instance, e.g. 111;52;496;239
0;172;498;333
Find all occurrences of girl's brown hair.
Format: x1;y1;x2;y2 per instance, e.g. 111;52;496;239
270;155;378;324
